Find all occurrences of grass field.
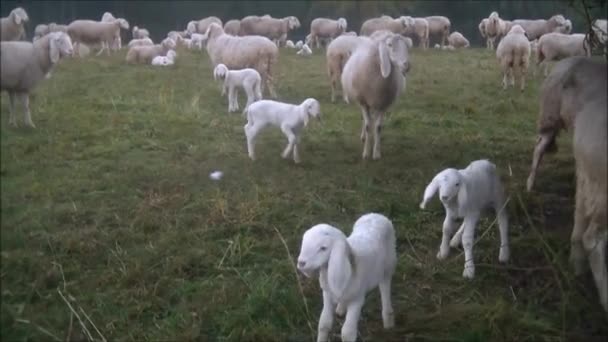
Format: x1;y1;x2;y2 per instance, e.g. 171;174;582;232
1;45;607;342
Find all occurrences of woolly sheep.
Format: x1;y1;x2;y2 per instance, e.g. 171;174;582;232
297;213;397;342
341;34;410;160
425;16;451;48
223;19;241;35
128;37;154;48
1;7;29;41
420;159;510;279
1;32;73;128
326;35;372;103
526;57;606;192
187;16;222;35
151;49;176;66
479;18;491;49
33;24;50;41
296;43;312;56
511;15;570;41
243;98;321;163
569;57;607;312
67;18;129;57
536;33;590;76
239;16;300;47
213;63;262;113
285;40;295;48
189;33;207;50
485;12;504;50
496;25;531;91
204;23;279;98
360;15;413;37
447;31;470;48
592;19;607;51
295;40;304;49
126;37;176;64
342;31;357;36
403;17;429;49
100;11;121;50
309;17;348;49
132;26;150;39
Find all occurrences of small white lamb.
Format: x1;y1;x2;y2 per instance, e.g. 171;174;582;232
295;40;304;49
285;39;295;48
151;50;176;66
297;213;397;342
297;43;312;56
213;63;262;113
419;159;510;279
243;98;321;163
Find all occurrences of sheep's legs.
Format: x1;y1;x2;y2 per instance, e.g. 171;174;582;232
583;221;608;312
379;278;395;329
570;182;590;275
438;212;458;260
280;125;297;161
244;123;262;160
527;133;554;191
96;42;107;56
317;290;335;342
341;299;364;342
360;108;372;159
450;221;465;248
495;200;510;263
461;213;480;279
19;93;35;128
501;68;510;90
292;136;301;164
8;92;17;127
372;113;384;160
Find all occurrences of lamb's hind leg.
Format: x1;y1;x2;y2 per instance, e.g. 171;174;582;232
378;277;395;329
495;198;510;263
244;123;263;161
461;213;480;279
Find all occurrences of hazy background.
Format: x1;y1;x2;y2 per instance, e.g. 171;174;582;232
1;0;606;46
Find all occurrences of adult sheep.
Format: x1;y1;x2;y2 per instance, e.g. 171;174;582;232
1;7;29;41
425;16;451;48
1;32;73;128
479;18;490;49
309;17;347;49
67;18;129;56
359;15;413;37
496;25;531;91
536;33;590;76
403;17;430;49
205;23;279;98
511;14;570;41
187;16;223;35
239;15;300;47
224;19;241;35
126;37;176;64
326;35;372;103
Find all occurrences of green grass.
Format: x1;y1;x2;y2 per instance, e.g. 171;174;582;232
1;46;606;342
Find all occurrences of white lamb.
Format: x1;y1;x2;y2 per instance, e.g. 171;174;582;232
419;159;510;279
295;40;304;49
297;213;397;342
213;64;262;113
243;98;321;163
285;40;295;48
297;43;312;56
151;50;176;66
190;33;207;50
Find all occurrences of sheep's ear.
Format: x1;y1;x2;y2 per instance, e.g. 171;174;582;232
50;37;60;64
378;41;391;78
420;176;439;209
327;239;352;299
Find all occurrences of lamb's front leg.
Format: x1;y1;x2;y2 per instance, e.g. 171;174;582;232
292;135;301;164
341;298;364;342
438;210;458;260
228;86;237;112
495;201;510;263
461;213;480;279
379;278;395;329
280;125;296;160
317;290;335;342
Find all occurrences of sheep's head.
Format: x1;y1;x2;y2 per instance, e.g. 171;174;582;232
399;16;415;31
337;18;348;31
378;34;410;78
285;16;301;30
186;21;198;35
550;14;567;26
49;32;74;63
420;168;463;209
301;98;321;126
213;64;228;81
132;26;139;34
162;37;176;50
101;12;115;22
205;23;224;40
508;24;526;36
11;7;29;25
557;19;572;34
115;18;129;30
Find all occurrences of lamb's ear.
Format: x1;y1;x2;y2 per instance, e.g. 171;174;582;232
327;239;353;299
420;175;440;209
50;37;60;64
378;41;391;78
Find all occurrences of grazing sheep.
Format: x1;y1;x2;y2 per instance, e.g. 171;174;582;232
67;18;129;56
213;63;262;113
341;34;410;160
33;24;50;41
151;49;176;66
243;98;321;163
239;16;300;47
297;213;397;342
447;31;470;48
132;26;150;39
420;159;510;279
126;37;176;64
1;32;73;128
296;43;312;56
309;17;348;49
360;15;413;37
128;37;154;48
526;57;606;192
402;17;430;49
512;15;569;41
326;35;371;103
223;19;241;35
569;57;607;312
425;16;451;48
537;33;590;76
1;7;29;41
204;23;279;98
187;16;223;35
496;25;531;91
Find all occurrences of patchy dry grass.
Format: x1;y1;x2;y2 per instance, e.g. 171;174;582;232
1;46;606;341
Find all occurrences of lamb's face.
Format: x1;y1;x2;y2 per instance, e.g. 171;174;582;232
437;169;462;204
304;98;321;120
297;225;336;277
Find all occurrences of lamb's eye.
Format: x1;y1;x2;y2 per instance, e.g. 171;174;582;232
319;246;327;252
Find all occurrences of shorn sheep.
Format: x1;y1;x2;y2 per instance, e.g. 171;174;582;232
526;57;606;192
496;25;531;91
297;213;397;342
309;17;348;49
33;24;50;41
213;64;262;113
341;33;411;160
536;33;590;76
126;37;176;64
568;57;607;312
420;159;510;279
1;32;73;128
243;98;321;163
223;19;241;36
204;23;279;98
151;50;177;66
1;7;29;41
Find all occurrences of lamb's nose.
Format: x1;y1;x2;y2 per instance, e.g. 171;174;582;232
297;260;306;268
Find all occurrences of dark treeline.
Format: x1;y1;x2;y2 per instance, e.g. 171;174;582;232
1;0;606;46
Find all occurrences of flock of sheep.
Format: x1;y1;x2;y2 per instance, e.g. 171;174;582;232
1;6;607;342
